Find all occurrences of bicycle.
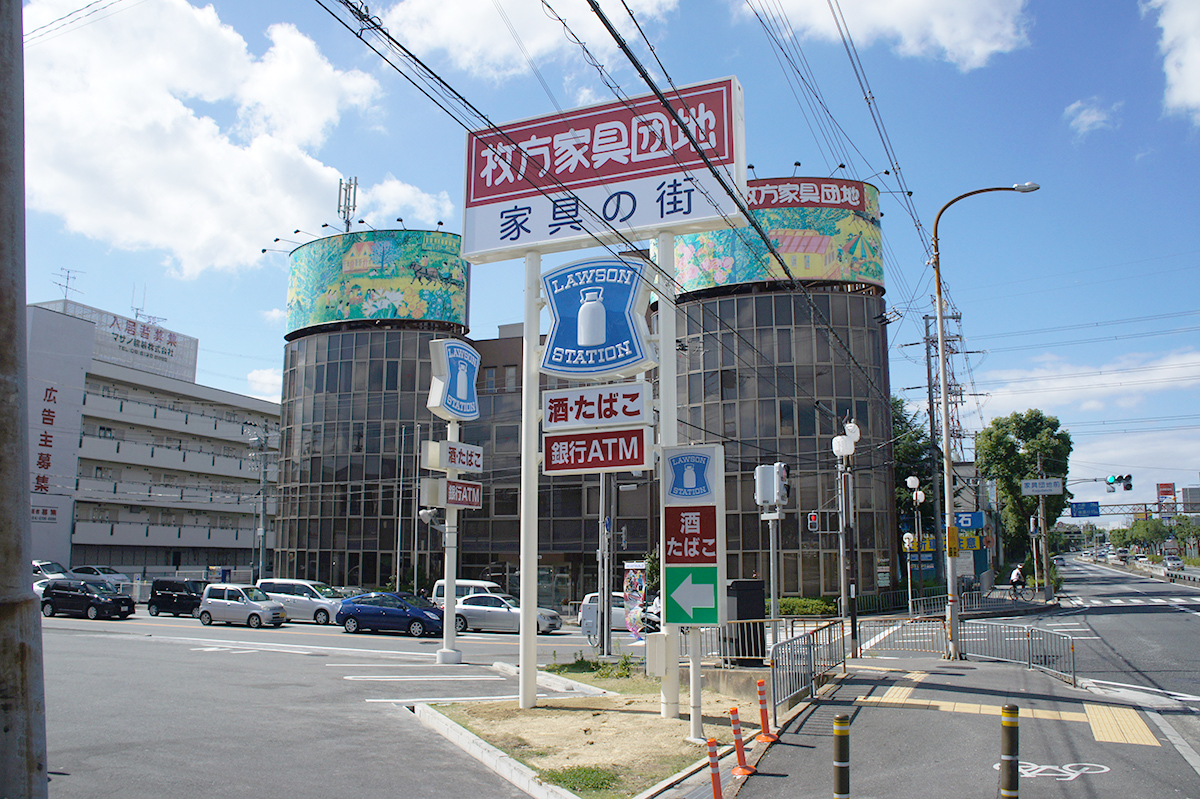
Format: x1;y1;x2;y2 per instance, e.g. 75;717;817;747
1008;582;1034;602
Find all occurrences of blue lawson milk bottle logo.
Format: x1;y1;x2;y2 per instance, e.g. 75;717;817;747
427;339;481;421
540;256;656;380
668;452;711;500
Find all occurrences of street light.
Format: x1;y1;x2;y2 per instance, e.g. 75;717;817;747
904;476;924;616
931;182;1039;659
832;423;857;655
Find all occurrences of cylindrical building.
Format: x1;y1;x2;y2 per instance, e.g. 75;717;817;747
665;176;895;596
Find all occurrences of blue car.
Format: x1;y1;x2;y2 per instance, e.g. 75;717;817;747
336;592;444;637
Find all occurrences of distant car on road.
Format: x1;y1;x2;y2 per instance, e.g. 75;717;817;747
1052;555;1065;566
32;560;70;581
33;579;49;598
41;578;135;620
147;578;207;617
454;593;562;634
1163;555;1185;571
257;578;344;625
71;565;132;585
336;592;443;636
198;584;286;628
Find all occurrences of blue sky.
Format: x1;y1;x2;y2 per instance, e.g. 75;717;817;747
21;0;1200;523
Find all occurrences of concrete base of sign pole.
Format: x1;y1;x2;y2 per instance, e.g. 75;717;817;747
436;648;462;664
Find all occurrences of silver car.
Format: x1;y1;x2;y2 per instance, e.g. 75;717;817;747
198;584;286;628
257;578;344;625
453;593;561;634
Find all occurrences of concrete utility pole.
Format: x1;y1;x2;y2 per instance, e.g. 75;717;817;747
0;0;50;792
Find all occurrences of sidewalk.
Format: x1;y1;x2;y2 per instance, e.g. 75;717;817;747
715;655;1199;799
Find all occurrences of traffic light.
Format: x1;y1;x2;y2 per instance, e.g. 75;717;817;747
753;464;776;507
1105;475;1117;493
1106;474;1132;492
1122;474;1132;491
807;511;819;532
773;462;790;505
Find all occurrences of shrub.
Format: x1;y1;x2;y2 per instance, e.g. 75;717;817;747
541;765;620;792
777;596;838;616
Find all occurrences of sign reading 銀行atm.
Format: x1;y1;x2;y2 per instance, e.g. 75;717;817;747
461;76;745;263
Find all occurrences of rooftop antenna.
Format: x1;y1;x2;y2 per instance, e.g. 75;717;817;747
338;177;358;233
131;284;166;325
51;268;84;300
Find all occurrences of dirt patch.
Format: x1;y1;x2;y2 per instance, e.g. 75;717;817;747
437;684;762;797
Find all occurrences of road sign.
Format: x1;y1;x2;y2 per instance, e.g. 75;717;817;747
946;525;960;558
1069;502;1100;518
421;440;483;473
462;76;746;263
542;382;647;431
664;566;718;624
540;257;656;380
426;339;481;421
543;426;652;475
1021;478;1063;496
954;512;984;530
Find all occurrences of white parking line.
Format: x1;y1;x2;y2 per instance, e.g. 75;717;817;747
366;693;548;704
345;675;505;682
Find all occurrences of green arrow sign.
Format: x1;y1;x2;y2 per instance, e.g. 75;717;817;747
664;566;718;625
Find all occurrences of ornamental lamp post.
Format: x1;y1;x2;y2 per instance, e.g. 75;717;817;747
832;420;860;653
904;476;924;616
931;182;1039;659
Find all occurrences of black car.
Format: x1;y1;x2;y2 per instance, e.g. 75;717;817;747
147;578;207;617
41;578;135;620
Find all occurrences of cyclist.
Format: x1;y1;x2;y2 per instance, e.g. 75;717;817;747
1009;564;1027;599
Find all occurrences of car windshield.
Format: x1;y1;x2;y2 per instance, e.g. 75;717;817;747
311;583;344;599
84;581;119;595
496;594;520;607
243;587;271;602
96;567;119;575
185;581;206;593
39;561;68;574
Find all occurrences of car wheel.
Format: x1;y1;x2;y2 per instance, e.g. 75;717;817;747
315;609;330;625
191;607;201;619
407;619;426;637
86;605;99;620
41;602;54;617
199;611;212;625
455;614;468;633
343;616;360;633
148;604;160;616
247;614;263;629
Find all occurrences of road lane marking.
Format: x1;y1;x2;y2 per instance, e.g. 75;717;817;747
344;675;505;681
366;693;549;703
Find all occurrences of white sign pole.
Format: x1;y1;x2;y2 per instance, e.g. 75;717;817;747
655;231;684;723
519;251;542;708
437;420;462;664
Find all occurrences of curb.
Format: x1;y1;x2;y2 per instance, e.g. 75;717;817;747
413;702;579;799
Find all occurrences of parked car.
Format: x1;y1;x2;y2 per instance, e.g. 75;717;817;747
430;578;504;608
32;560;70;581
1052;555;1065;566
336;592;443;636
41;578;135;619
1163;555;1185;571
33;579;49;598
70;565;132;584
579;591;629;636
147;578;207;617
257;578;344;625
454;593;562;634
198;584;286;628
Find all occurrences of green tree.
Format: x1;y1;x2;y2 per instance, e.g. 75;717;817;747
891;396;936;545
975;409;1073;559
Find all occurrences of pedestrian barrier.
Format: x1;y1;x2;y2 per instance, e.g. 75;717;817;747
679;617;833;667
910;590;1015;617
1000;705;1019;798
705;737;721;799
839;584;947;616
959;621;1076;685
833;713;850;799
729;707;755;776
859;617;946;655
767;619;845;727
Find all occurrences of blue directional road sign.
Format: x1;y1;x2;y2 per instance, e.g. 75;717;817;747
1070;502;1100;518
953;512;984;530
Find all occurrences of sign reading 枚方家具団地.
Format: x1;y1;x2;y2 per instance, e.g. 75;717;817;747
1021;478;1063;496
540;257;656;380
461;77;745;264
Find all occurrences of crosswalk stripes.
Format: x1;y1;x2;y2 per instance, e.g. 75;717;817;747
1059;594;1200;608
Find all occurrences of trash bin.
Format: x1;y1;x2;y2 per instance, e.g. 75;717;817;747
725;579;766;666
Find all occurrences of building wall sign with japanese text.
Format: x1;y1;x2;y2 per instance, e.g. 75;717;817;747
420;477;484;510
542;382;646;431
664;506;717;565
427;339;481;421
421;440;484;473
543;427;652;475
462;77;745;263
540;257;655;380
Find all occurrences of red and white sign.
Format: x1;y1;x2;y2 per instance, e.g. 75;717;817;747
420;477;484;510
542;382;647;432
422;440;484;473
746;177;867;212
664;506;718;565
1157;482;1176;502
462;76;745;263
543;426;652;475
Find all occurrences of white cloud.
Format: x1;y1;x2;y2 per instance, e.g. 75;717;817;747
1146;0;1200;125
379;0;678;80
247;367;282;401
359;177;454;229
755;0;1030;71
1064;98;1122;137
22;0;388;278
260;308;287;324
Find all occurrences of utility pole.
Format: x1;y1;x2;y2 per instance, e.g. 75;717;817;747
923;314;958;585
0;0;49;791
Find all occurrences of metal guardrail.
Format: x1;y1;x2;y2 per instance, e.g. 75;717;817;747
839;585;947;616
679;617;836;666
960;621;1076;685
909;590;1025;617
768;619;845;727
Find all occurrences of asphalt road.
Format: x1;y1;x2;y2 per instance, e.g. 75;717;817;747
38;613;609;798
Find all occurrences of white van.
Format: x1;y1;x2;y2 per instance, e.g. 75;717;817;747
431;579;504;607
257;578;345;625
